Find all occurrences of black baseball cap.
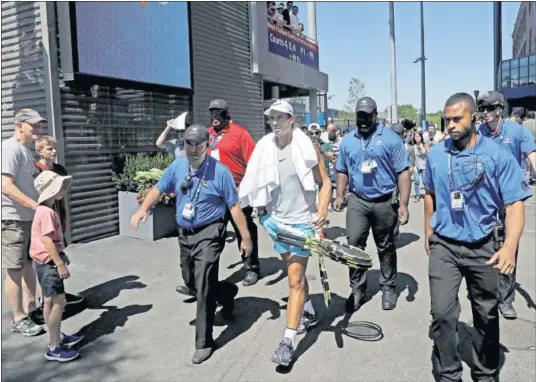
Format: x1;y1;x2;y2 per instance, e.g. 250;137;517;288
355;97;377;113
184;124;209;143
208;99;228;111
477;91;505;106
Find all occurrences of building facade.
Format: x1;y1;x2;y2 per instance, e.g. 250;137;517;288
1;1;328;243
512;2;536;58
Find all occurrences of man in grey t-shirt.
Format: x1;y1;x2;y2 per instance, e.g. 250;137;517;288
2;109;46;336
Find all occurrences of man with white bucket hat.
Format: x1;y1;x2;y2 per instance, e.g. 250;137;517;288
156;111;192;159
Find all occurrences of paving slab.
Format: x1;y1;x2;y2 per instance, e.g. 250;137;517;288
2;189;535;381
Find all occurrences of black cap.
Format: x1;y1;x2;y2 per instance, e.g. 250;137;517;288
184;124;209;143
355;97;377;113
477;91;505;106
208;99;228;111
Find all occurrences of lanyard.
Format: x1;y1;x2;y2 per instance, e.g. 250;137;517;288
188;160;208;205
491;119;505;144
359;132;376;161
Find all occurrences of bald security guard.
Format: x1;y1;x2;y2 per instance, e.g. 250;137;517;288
477;90;536;319
131;125;253;365
424;93;532;382
334;97;412;312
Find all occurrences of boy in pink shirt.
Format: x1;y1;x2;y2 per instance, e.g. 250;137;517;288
31;171;81;362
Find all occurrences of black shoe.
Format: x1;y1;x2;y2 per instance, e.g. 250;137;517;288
176;286;196;297
65;293;85;305
28;307;45;326
345;290;365;313
242;270;260;287
191;347;213;364
382;288;397;310
220;284;239;321
499;303;517;319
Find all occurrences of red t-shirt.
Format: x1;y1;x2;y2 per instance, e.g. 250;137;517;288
208;121;256;186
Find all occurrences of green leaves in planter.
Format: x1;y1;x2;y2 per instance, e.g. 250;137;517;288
112;153;174;193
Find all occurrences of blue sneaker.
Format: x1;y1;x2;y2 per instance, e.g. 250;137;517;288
60;333;83;348
45;345;80;362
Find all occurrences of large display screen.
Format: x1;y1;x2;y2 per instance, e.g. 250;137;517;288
74;1;191;89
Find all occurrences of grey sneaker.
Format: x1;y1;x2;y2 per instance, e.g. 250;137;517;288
271;337;294;367
297;311;318;334
12;317;44;337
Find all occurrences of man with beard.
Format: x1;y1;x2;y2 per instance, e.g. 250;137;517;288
424;92;531;382
131;125;253;364
205;99;260;286
477;91;536;319
334;97;411;312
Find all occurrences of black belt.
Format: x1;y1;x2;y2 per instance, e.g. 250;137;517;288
435;232;494;248
179;218;225;236
354;192;392;203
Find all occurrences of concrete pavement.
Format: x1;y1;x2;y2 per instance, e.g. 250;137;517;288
2;189;535;381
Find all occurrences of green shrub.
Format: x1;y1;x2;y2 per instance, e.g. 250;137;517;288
112;153;176;205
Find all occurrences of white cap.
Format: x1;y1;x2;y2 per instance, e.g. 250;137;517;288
34;171;72;205
264;100;294;116
308;123;320;132
167;111;190;131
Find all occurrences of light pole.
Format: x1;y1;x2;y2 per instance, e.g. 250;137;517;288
474;90;480;105
413;2;427;130
389;2;398;124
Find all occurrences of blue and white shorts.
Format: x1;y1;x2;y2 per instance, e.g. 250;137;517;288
260;215;315;257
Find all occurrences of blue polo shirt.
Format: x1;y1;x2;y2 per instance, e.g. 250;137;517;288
423;134;532;243
479;119;536;168
156;156;238;229
336;123;410;199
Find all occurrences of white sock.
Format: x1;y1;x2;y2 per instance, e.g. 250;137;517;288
284;328;298;348
303;299;315;315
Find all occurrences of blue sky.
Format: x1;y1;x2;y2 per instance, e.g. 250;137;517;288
295;1;520;113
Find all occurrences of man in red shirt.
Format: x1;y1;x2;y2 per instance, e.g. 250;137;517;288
207;99;260;286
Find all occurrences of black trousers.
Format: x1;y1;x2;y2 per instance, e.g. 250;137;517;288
498;248;517;304
346;193;398;292
428;233;500;382
224;206;259;271
179;220;236;349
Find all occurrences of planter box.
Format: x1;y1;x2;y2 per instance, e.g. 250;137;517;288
118;191;177;241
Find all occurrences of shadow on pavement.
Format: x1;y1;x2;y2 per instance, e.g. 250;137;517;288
61;276;153;347
515;283;536;310
214;296;286;350
430;321;507;381
396;232;420;249
364;270;419;303
224;257;287;286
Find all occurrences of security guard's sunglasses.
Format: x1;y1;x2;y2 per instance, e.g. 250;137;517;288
478;104;498;113
180;174;194;192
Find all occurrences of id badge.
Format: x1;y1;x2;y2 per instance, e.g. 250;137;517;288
450;191;463;210
182;203;196;220
211;149;220;161
369;159;378;170
361;160;372;174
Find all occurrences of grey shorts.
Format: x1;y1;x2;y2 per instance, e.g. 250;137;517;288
34;259;65;298
1;220;32;269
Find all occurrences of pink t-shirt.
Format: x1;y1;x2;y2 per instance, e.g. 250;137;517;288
30;205;65;264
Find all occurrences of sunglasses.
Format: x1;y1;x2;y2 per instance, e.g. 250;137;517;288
180;173;193;192
478;105;498;113
309;131;321;136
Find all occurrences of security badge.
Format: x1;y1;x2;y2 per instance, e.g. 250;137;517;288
182;203;195;220
361;159;377;174
450;190;464;210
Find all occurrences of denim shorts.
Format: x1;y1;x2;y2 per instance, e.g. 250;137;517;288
260;215;315;257
34;260;65;298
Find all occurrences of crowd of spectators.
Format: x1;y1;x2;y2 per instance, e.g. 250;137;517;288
267;1;305;38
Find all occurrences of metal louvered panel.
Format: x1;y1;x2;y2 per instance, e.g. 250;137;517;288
1;1;48;140
190;1;264;141
59;83;191;243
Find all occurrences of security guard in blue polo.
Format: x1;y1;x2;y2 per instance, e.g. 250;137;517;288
334;96;412;312
423;93;531;382
477;90;536;319
130;124;253;365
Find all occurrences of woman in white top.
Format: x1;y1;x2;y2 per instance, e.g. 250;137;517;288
412;131;428;202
